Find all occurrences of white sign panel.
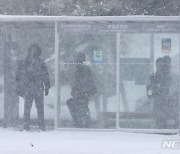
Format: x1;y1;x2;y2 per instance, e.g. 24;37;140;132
93;51;103;63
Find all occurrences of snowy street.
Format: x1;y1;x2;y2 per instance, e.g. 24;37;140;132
0;128;179;154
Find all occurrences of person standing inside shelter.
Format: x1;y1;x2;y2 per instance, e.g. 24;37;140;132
149;56;171;129
16;44;51;131
67;52;97;128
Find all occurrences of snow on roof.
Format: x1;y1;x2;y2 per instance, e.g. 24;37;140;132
0;15;180;22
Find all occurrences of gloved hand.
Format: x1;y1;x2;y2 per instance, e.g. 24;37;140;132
45;88;49;96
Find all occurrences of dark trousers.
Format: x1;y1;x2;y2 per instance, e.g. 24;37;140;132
24;92;45;130
153;97;168;129
67;97;91;128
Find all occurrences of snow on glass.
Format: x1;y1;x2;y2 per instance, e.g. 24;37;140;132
0;20;179;131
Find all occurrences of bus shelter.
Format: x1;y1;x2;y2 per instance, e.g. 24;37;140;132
0;16;179;134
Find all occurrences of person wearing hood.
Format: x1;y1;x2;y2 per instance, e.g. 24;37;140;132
16;44;50;131
148;56;171;129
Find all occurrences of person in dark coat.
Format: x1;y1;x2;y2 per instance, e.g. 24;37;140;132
16;44;50;131
150;56;171;129
67;52;96;128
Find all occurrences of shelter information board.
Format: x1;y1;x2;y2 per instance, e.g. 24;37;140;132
59;21;180;34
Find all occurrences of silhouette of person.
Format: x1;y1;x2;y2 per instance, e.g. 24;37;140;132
67;52;96;128
149;56;171;129
16;44;50;131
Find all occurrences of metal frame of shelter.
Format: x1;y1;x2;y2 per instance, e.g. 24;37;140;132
0;15;180;134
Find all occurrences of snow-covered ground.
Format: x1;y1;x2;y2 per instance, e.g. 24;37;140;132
0;128;179;154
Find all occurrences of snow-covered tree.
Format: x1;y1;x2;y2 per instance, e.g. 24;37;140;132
0;0;179;16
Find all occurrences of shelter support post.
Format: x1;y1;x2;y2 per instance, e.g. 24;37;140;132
116;33;120;130
4;25;19;127
179;34;180;135
54;22;60;129
150;34;154;73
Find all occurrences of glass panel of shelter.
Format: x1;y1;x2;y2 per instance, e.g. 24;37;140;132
58;23;117;129
58;21;180;130
119;33;154;129
119;31;180;129
153;33;179;129
2;22;55;129
0;27;5;127
0;20;179;131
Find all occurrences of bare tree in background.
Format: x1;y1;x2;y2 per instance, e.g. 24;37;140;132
0;0;179;16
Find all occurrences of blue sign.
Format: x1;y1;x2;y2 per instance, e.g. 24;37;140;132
162;38;171;52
